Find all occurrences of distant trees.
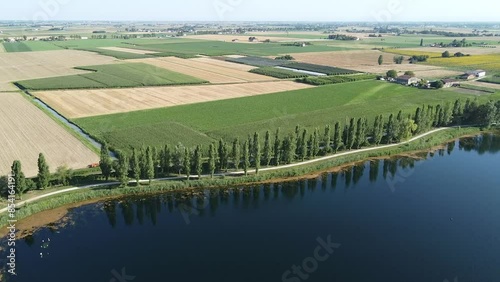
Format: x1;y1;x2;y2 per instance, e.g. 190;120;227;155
404;71;416;77
442;50;451;58
420;38;424;46
386;69;398;78
378;55;384;65
393;56;404;64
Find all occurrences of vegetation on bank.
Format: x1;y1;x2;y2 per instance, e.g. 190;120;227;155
16;63;207;90
0;127;488;229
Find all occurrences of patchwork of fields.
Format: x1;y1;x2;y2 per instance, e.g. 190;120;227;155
0;92;98;177
98;47;160;55
289;50;462;78
74;80;499;151
35;81;313;118
0;50;117;91
131;57;273;83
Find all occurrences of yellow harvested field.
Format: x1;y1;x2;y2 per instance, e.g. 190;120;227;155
0;82;18;92
0;50;117;86
289;50;459;78
98;47;159;54
397;47;500;55
0;92;98;177
131;57;274;84
35;81;313;118
185;34;303;42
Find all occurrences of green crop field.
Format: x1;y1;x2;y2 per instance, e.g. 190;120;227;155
2;41;63;52
17;63;206;90
75;80;499;152
249;67;308;78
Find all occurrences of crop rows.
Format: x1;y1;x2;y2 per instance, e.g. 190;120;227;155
284;62;360;75
249;67;309;78
17;63;206;90
296;74;378;85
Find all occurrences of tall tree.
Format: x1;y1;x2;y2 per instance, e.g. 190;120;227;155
273;128;281;166
161;145;171;175
299;129;308;161
231;138;241;170
378;55;383;65
243;141;250;176
386;114;396;143
183;148;191;180
355;118;367;149
194;145;203;179
373;115;384;145
253;132;261;174
333;122;342;152
324;125;332;154
218;139;228;172
442;102;453;126
11;160;27;199
36;153;50;190
145;146;155;185
347;118;356;150
208;143;217;178
452;99;463;125
130;148;141;186
312;128;320;157
172;143;185;175
99;142;112;181
263;131;272;167
420;38;424;46
115;150;129;187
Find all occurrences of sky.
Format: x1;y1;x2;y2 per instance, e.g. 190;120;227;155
1;0;499;22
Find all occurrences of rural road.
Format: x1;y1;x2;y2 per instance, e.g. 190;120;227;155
0;127;450;215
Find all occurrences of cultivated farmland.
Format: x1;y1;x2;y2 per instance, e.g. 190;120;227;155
98;47;160;55
131;57;274;83
74;80;498;152
0;50;117;91
17;63;206;90
35;81;313;118
0;92;98;177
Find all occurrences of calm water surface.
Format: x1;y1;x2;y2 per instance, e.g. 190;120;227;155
2;135;500;282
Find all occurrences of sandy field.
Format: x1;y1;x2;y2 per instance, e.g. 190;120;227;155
35;81;313;118
98;47;159;54
0;92;98;177
289;50;461;79
0;50;117;88
131;57;273;84
185;34;304;43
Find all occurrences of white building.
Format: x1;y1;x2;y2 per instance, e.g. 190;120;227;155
466;70;486;78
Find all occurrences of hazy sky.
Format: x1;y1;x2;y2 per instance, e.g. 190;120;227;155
1;0;499;22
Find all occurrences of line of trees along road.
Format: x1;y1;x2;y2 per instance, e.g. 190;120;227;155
2;98;500;197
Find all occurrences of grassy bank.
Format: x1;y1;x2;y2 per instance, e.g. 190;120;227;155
0;127;484;229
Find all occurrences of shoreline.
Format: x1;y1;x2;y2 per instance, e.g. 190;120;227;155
0;127;487;239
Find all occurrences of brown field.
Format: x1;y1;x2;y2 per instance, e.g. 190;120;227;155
130;57;273;84
35;81;313;118
185;34;304;42
0;50;117;88
400;47;500;55
289;50;461;79
98;47;159;54
0;92;98;177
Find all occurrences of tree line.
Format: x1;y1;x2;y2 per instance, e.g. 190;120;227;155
3;98;499;198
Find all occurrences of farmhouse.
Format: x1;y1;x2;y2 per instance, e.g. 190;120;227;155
465;70;486;78
396;75;419;85
441;79;460;88
460;73;476;80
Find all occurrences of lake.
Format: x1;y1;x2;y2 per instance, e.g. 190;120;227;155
2;134;500;282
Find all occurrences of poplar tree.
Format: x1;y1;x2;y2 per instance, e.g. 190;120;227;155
37;153;50;190
373;115;384;145
243;141;250;176
347;118;356;150
263;131;272;167
145;146;154;185
324;125;332;154
253;132;261;174
194;145;203;179
231;138;241;170
183;148;191;180
11;160;27;199
115;150;129;187
333;122;342;152
130;148;141;186
99;142;112;181
299;129;308;161
209;143;217;178
273;128;281;166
